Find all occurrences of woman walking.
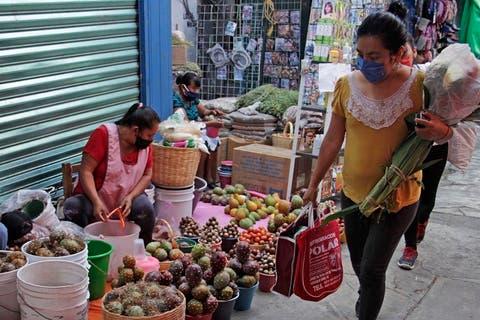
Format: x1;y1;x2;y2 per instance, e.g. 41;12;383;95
304;12;451;320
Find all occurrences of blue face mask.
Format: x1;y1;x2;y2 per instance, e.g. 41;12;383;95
356;57;387;84
182;85;200;101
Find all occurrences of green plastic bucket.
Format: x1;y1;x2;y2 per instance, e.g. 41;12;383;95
87;240;113;300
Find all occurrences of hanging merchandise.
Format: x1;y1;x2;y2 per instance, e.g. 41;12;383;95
231;40;252;71
262;0;302;90
207;43;229;68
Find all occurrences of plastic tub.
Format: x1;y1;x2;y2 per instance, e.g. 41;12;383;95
87;240;113;300
17;260;89;320
213;293;239;320
154;185;194;233
259;273;277;293
176;237;196;253
218;173;232;189
186;313;213;320
234;283;258;311
21;238;88;269
221;237;238;253
206;126;220;138
193;177;207;213
0;251;28;320
84;221;140;280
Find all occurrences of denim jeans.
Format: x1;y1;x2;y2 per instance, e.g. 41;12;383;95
64;193;155;244
342;193;418;320
0;222;8;250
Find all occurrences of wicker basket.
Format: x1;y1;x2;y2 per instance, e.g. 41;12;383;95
102;287;186;320
272;122;298;149
152;144;201;188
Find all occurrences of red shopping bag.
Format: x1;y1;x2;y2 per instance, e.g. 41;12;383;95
274;204;343;301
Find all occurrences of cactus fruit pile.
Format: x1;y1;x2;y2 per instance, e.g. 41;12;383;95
199;218;221;245
0;251;26;273
112;256;145;288
25;231;85;257
103;282;183;316
179;217;200;238
220;220;239;239
146;240;184;262
228;241;259;288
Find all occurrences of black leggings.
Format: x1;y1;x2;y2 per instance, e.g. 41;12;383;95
404;144;449;249
343;194;418;320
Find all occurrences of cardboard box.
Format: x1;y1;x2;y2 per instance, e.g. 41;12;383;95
172;45;188;65
227;136;258;161
232;144;311;199
216;137;229;169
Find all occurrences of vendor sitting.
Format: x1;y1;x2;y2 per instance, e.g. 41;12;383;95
173;72;224;188
64;103;160;243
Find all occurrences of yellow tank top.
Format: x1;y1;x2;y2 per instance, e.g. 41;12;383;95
332;70;424;212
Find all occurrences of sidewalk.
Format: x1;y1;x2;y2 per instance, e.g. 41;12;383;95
234;146;480;320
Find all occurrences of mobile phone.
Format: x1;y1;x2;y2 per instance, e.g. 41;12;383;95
415;112;426;128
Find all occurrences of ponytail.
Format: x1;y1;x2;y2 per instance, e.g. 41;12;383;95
115;102;160;130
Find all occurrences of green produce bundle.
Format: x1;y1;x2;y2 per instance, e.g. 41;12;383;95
236;85;298;118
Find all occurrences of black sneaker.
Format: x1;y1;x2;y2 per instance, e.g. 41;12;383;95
398;247;418;270
355;297;360;318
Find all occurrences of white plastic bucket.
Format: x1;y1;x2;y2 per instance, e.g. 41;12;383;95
17;260;89;320
0;251;28;320
21;238;88;269
154;185;194;233
84;221;140;280
145;184;155;204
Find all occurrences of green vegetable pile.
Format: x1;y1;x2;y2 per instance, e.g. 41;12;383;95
235;85;299;118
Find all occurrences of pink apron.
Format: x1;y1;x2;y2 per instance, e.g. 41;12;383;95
98;123;148;212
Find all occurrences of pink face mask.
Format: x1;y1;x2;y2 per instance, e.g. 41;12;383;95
400;56;414;67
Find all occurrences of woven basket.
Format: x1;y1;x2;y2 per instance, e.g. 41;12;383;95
272;122;298;149
102;287;186;320
152;144;201;188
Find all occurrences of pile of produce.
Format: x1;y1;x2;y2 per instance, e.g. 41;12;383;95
221;221;239;239
103;282;183;316
146;240;184;262
204;251;239;302
179;217;200;238
201;184;250;206
256;251;276;275
112;256;145;288
235;84;299;118
200;218;222;246
158;245;220;317
227;242;259;288
266;194;304;233
0;251;26;272
239;227;273;247
25;231;85;257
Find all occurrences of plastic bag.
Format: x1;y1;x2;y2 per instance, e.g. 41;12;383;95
51;221;87;239
424;44;480;125
448;121;479;171
0;189;59;228
158;110;204;142
202;97;239;114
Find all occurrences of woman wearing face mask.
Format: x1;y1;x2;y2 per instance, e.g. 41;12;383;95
397;35;449;270
64;103;160;243
173;72;224;188
303;12;451;320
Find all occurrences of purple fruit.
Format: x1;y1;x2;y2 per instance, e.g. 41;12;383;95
158;270;174;286
228;258;243;274
242;260;260;276
235;241;250;263
211;251;228;273
204;295;219;314
203;268;214;284
186;264;203;287
145;271;161;283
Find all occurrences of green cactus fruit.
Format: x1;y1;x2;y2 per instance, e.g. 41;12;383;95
213;271;230;290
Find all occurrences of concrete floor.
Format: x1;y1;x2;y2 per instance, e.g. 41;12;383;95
233;145;480;320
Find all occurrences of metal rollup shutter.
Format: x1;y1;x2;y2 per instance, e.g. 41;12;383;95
0;0;140;200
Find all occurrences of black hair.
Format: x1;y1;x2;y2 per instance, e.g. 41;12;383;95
406;34;415;49
115;102;160;130
387;1;408;23
176;72;201;88
357;12;408;53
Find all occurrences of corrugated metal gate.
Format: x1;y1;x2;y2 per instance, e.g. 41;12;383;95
0;0;140;201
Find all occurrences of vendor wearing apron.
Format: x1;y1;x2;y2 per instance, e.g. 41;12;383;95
64;103;160;243
173;72;224;188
